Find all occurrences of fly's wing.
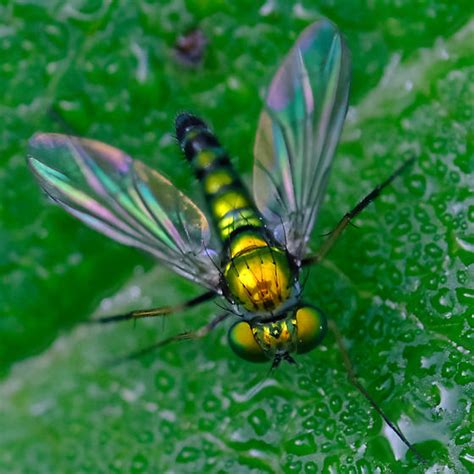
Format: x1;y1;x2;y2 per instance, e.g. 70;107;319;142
28;134;221;289
253;20;351;259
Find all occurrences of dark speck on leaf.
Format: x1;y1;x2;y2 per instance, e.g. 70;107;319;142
174;29;207;67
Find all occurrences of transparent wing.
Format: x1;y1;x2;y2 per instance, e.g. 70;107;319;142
28;133;221;289
253;19;351;259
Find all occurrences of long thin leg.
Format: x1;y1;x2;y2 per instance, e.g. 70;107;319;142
327;320;426;464
110;312;230;365
302;157;415;267
92;290;216;324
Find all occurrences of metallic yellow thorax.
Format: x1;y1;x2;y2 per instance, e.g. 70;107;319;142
224;234;293;312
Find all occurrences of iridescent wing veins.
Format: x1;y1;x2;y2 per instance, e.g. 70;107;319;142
253;19;351;259
28;134;221;289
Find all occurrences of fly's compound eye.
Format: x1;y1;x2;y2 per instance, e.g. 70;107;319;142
228;321;268;362
295;305;327;354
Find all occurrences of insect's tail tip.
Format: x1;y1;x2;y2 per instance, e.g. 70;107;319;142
175;112;207;143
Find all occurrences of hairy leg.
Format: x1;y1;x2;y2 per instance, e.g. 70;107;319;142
109;312;230;365
92;290;216;324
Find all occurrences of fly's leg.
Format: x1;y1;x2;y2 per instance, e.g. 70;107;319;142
110;312;230;364
328;319;426;464
302;157;415;267
91;290;217;324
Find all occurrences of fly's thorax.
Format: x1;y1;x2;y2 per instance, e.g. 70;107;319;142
222;229;298;313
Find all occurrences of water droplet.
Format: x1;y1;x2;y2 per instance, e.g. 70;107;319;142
467;204;474;223
203;394;220;411
406;259;423;276
449;170;460;184
407;174;426;196
388;267;403;286
323;419;337;439
314;401;330;419
425;242;443;259
176;446;200;463
304;460;318;473
131;453;148;474
454;427;472;446
460;448;474;470
373;373;395;401
441;361;456;378
414;206;430;223
247;408;270;436
298;376;311;391
321;441;332;453
456;269;467;284
198;417;214;431
329;395;343;413
440;212;453;226
137;430;154;444
456;287;474;305
430;288;454;313
421;223;437;234
303;417;317;430
454;361;473;386
392;218;411;236
154;370;174;392
284;457;303;473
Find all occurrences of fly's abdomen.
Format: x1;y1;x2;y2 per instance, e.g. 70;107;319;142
176;113;263;241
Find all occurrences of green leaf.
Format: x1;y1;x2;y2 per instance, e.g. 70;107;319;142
1;2;472;472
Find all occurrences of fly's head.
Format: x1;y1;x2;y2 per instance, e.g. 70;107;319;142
228;305;327;365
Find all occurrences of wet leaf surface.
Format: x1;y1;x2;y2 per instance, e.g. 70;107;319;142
1;1;472;472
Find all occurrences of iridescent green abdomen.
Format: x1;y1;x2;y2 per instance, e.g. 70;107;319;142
176;114;297;313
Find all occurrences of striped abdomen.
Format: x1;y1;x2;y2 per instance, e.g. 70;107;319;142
176;114;297;313
176;113;263;241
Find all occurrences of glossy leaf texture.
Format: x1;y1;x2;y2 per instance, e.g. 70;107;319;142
0;2;472;473
253;19;350;258
28;134;220;288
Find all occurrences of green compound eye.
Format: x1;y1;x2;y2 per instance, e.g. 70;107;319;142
228;321;268;362
295;305;327;354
